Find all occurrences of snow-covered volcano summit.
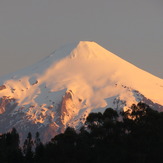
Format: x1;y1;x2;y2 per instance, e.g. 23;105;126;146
0;41;163;141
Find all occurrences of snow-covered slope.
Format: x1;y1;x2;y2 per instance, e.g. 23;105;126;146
0;41;162;141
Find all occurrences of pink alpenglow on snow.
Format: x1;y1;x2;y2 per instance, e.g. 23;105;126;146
0;41;162;141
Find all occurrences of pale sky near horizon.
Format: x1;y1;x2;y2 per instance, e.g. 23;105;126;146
0;0;163;78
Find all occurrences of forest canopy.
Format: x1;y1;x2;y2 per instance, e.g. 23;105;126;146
0;102;163;163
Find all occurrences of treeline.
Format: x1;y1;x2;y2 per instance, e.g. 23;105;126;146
0;102;163;163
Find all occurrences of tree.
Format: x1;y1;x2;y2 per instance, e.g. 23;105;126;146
34;132;41;147
103;108;118;121
34;132;45;163
86;112;103;130
0;128;23;163
23;132;34;162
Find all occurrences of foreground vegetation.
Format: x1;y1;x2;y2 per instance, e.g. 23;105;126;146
0;102;163;163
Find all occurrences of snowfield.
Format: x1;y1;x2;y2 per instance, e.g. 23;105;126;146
0;41;162;141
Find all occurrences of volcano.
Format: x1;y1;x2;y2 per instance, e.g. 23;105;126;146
0;41;162;141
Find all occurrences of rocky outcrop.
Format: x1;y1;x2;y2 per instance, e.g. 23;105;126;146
60;90;77;126
0;85;6;91
0;96;16;114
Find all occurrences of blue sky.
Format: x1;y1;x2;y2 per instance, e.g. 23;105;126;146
0;0;162;78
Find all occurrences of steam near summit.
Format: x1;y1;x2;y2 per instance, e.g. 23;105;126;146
0;41;162;141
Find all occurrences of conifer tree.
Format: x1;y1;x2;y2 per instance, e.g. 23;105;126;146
23;132;34;162
34;132;45;163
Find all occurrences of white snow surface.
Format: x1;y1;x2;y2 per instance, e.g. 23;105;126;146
0;41;163;134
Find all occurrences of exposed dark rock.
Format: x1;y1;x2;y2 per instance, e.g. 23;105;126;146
0;96;16;114
0;85;6;91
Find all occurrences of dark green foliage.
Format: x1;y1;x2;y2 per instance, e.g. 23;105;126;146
0;102;163;163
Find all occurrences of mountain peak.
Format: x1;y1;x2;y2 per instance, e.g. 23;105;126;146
78;40;96;45
50;41;104;60
77;41;101;48
0;41;162;142
52;40;117;61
